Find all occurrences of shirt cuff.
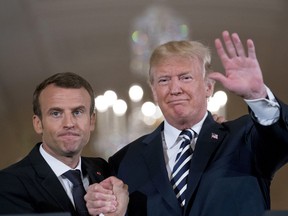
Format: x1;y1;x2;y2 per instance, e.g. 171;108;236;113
244;86;280;125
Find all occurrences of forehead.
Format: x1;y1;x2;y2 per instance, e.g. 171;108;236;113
39;85;91;108
151;56;202;74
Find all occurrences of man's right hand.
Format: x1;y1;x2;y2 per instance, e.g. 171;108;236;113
85;176;129;216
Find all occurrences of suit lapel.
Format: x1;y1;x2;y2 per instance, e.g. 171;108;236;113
142;123;182;215
184;113;227;213
29;144;75;212
81;158;107;184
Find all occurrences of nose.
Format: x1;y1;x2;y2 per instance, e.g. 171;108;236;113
63;113;75;129
170;79;183;95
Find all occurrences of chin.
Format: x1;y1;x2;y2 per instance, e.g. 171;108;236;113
63;146;81;156
173;110;189;118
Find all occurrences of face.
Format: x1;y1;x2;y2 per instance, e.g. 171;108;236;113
151;56;214;129
33;84;96;162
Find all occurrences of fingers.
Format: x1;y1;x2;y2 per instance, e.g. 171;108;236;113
100;178;114;190
230;32;245;57
87;183;114;196
222;31;238;58
215;38;229;66
111;180;129;216
216;30;254;59
247;39;257;59
85;177;129;216
86;201;116;216
212;114;227;123
86;204;116;216
113;181;129;197
109;176;126;187
207;71;226;84
106;176;129;216
85;183;117;215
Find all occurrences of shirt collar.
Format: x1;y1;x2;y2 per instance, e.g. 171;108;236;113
39;144;82;177
163;112;208;149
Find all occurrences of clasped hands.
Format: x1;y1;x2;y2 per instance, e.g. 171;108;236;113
85;176;129;216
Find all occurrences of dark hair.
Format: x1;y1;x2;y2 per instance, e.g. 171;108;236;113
33;72;95;117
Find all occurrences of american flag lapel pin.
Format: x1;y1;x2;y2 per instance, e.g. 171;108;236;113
96;171;102;176
211;133;219;140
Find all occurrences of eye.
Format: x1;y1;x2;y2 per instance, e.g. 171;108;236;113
180;74;193;82
50;110;61;118
158;77;170;85
73;109;84;117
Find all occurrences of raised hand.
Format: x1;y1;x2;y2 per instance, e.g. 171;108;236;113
208;31;267;100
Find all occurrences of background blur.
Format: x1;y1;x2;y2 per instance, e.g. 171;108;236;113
0;0;287;210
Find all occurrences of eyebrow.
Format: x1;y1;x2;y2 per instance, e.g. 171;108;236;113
47;105;87;113
47;107;63;113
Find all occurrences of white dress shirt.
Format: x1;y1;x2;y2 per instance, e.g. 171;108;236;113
39;145;89;207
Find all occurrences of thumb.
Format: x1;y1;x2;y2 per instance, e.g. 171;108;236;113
208;72;227;85
109;176;124;187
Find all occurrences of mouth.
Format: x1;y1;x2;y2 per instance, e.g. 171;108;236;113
58;132;80;138
168;99;188;104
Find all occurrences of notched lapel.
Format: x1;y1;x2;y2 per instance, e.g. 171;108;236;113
41;172;75;211
30;144;76;212
142;124;182;215
33;163;74;212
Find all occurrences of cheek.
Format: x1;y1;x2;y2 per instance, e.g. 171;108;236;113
79;117;95;132
153;87;169;101
41;119;62;135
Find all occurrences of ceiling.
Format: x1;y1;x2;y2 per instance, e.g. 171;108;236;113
0;0;288;209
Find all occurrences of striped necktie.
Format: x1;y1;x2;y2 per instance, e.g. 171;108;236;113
170;129;194;207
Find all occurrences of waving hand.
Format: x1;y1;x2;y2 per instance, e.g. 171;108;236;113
208;31;267;99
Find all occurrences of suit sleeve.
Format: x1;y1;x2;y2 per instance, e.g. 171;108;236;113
252;98;288;178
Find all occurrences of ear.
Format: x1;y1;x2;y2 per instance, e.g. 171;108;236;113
33;115;43;134
205;78;215;98
90;112;96;132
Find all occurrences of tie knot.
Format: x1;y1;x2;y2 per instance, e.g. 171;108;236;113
180;129;193;141
63;169;83;186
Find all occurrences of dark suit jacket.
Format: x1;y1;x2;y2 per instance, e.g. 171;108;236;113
0;143;110;215
109;99;288;216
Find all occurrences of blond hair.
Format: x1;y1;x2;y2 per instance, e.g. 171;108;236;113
149;40;212;84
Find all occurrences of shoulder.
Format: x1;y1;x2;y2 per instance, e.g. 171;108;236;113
108;133;151;175
0;153;32;175
111;123;163;160
222;114;252;128
0;155;35;191
81;156;110;178
82;156;108;167
110;133;150;161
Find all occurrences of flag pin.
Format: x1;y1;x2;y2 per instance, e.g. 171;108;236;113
211;133;218;139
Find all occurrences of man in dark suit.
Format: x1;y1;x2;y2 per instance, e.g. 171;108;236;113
0;72;128;216
85;31;288;216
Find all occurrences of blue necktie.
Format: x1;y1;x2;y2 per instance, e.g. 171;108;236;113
170;129;194;207
63;169;89;216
